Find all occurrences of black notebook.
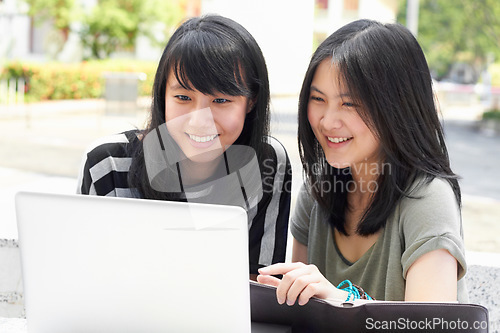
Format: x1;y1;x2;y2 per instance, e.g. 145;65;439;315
250;281;489;333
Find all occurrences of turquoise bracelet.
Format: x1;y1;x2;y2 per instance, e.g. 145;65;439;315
336;280;373;301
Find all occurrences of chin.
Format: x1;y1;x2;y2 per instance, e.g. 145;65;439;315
184;148;225;164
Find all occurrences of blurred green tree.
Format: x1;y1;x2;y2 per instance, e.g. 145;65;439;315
79;0;184;59
23;0;77;43
398;0;500;82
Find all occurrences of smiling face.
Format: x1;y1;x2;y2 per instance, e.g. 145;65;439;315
307;60;381;174
164;71;250;164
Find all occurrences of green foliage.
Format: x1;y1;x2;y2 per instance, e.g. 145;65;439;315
23;0;77;36
0;61;33;80
23;0;183;60
398;0;500;81
482;109;500;120
490;64;500;87
79;0;183;59
1;60;157;102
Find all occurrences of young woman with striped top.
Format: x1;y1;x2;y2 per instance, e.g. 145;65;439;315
77;15;292;280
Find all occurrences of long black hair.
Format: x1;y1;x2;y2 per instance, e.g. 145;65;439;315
129;15;271;199
298;19;461;236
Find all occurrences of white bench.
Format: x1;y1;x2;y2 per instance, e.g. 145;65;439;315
1;244;499;332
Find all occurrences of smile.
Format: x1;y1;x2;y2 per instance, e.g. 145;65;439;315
327;136;352;143
187;133;219;143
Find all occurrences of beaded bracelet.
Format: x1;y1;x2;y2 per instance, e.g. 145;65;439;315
336;280;374;302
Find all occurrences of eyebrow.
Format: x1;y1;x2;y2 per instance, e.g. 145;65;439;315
310;85;325;95
169;83;187;90
310;85;352;99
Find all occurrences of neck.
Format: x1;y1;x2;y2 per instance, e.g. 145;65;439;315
349;162;380;197
345;161;381;229
178;156;225;187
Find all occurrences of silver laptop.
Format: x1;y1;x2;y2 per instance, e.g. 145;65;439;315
15;191;251;333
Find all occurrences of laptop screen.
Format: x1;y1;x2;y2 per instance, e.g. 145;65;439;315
16;191;250;333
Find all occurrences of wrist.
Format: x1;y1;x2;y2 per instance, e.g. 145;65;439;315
326;285;349;300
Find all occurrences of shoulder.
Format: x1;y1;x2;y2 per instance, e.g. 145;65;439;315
396;177;466;281
78;130;141;196
292;184;318;224
291;183;322;245
80;130;140;183
265;135;288;153
85;129;140;152
296;183;315;206
83;130;140;164
400;177;459;214
259;136;291;187
397;176;462;245
263;136;289;164
407;176;455;198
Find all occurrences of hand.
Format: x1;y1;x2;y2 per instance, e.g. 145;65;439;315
257;262;347;306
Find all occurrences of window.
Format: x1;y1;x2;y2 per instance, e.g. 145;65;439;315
343;0;359;11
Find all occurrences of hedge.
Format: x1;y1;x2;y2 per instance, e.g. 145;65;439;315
0;60;157;102
483;109;500;120
491;63;500;87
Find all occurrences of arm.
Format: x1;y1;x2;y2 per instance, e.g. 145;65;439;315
401;178;465;302
248;137;291;277
257;183;347;305
291;237;308;263
76;132;134;195
405;249;458;301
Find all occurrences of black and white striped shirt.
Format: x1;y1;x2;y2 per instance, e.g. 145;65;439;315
76;130;291;274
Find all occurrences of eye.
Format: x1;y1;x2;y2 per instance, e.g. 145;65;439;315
175;95;191;101
310;95;324;102
342;102;355;107
213;98;230;104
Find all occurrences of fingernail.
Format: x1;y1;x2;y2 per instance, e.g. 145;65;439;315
287;299;295;306
277;297;284;305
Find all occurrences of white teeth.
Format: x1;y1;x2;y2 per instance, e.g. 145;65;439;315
327;137;351;143
188;134;218;143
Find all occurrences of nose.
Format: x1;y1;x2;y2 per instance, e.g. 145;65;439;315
321;107;343;131
195;95;210;111
187;107;216;129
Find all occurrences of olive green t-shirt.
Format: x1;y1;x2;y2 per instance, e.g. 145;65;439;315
291;177;468;302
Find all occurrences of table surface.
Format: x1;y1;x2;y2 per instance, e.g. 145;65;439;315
0;318;26;333
0;318;292;333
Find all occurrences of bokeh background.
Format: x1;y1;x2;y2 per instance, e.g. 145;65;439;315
1;0;500;321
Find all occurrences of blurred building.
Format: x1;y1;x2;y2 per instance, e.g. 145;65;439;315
314;0;399;47
0;0;32;60
1;0;399;95
199;0;399;96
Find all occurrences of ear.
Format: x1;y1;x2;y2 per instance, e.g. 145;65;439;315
247;97;257;114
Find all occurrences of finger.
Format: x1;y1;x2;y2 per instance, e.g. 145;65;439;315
297;282;321;306
286;274;319;306
258;262;305;276
256;274;281;287
276;265;315;305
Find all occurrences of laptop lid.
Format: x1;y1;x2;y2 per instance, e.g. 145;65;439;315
15;191;250;333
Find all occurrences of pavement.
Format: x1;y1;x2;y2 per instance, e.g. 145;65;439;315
1;97;500;256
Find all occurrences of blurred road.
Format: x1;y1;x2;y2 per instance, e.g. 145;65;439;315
445;120;500;201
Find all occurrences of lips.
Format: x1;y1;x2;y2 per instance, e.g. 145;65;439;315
185;132;221;149
327;136;353;143
187;133;219;143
